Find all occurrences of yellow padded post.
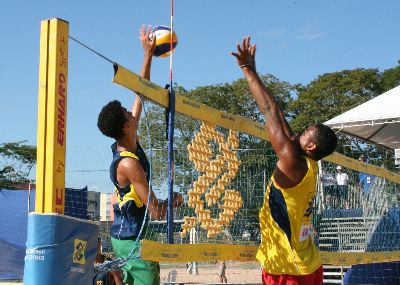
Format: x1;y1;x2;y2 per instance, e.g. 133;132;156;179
36;18;69;214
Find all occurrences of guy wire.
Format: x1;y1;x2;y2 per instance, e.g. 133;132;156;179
69;35;116;65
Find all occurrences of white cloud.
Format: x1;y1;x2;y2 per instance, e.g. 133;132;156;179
296;21;327;40
297;31;326;40
259;28;287;39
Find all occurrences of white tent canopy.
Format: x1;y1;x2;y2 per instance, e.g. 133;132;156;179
325;85;400;149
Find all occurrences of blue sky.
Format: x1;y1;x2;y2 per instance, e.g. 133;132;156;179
1;0;399;192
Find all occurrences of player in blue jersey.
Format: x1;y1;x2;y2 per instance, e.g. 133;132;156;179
97;26;183;285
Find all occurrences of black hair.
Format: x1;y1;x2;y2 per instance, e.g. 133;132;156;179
312;123;338;160
97;100;126;140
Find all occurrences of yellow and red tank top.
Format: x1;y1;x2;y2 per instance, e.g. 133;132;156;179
256;156;321;275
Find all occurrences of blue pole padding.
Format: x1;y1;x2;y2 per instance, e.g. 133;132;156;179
167;85;175;244
23;213;98;285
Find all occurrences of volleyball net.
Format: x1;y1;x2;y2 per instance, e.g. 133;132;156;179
111;64;400;267
24;17;399;285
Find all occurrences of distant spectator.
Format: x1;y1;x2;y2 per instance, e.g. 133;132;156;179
358;155;376;194
321;168;337;209
186;262;193;274
336;166;349;209
217;261;227;283
167;269;177;283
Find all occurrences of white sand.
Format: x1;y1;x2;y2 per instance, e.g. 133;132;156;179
160;262;262;284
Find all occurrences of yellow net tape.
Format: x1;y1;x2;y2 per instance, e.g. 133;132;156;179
113;64;267;140
325;152;400;183
142;240;400;265
141;240;258;262
113;65;400;265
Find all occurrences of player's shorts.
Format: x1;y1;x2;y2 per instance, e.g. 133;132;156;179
262;265;323;285
111;237;160;285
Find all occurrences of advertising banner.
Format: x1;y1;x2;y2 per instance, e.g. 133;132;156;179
23;213;98;285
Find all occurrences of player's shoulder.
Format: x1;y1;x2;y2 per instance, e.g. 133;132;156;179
117;155;141;172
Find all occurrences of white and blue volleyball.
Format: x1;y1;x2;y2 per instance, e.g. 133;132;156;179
149;25;178;58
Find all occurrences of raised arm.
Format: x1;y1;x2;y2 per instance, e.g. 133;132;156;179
131;25;157;124
231;37;295;151
232;37;294;137
231;37;306;186
117;158;183;220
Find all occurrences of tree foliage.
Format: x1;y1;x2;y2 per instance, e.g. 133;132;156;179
287;68;382;132
4;61;399;239
136;68;400;238
0;141;36;188
380;62;400;92
287;65;400;170
137;75;294;188
138;62;400;191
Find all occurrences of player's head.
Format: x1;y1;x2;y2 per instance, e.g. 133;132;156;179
297;123;337;161
97;100;138;140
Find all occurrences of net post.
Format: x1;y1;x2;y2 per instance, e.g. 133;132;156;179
36;18;69;214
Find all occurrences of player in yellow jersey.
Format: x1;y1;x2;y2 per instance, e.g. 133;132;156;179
232;37;337;285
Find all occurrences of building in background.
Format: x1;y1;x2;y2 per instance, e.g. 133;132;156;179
100;193;113;222
99;192;118;253
87;190;100;221
65;187;88;219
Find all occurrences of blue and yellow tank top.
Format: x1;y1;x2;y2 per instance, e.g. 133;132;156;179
257;156;321;275
109;142;150;240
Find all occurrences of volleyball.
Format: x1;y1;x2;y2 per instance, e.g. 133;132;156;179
149;25;178;58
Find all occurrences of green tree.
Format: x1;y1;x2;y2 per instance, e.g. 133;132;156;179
287;69;381;160
288;68;382;133
138;76;293;238
0;141;36;188
182;75;294;149
380;62;400;91
138;75;294;187
287;67;400;170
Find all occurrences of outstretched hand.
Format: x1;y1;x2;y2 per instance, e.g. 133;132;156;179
231;36;256;71
140;25;156;57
